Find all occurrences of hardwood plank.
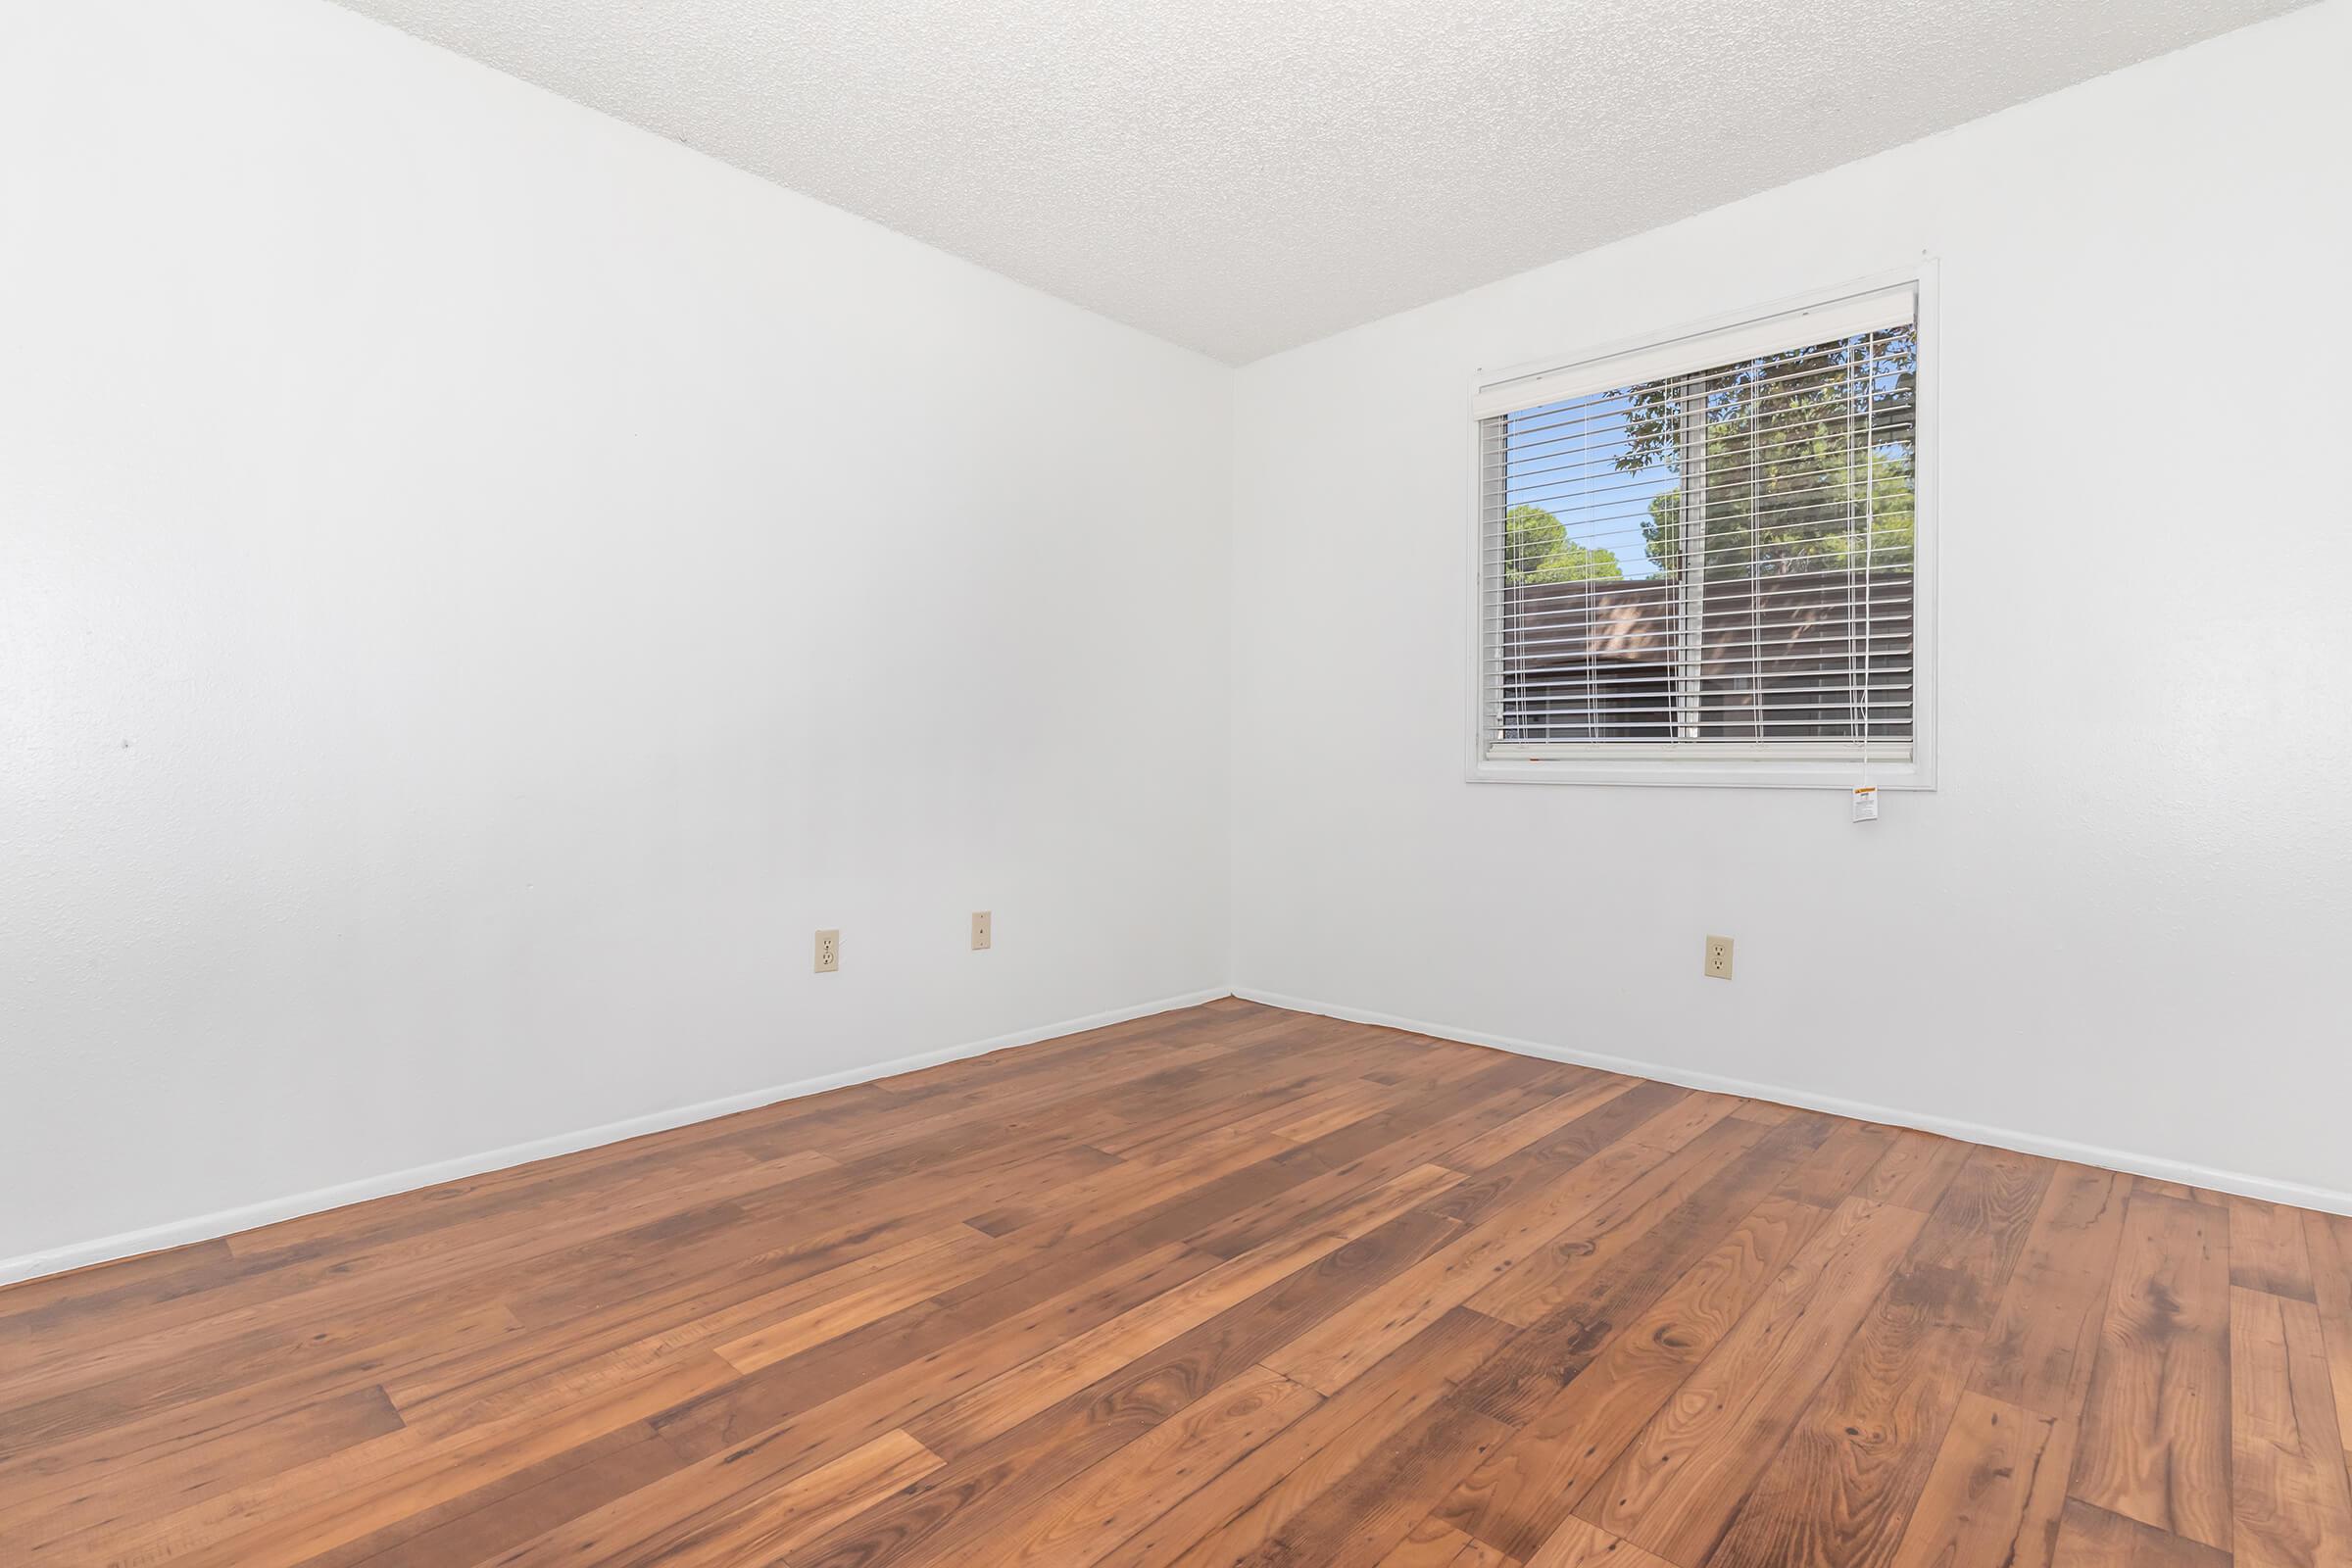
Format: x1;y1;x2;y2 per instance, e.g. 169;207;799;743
298;1425;683;1568
622;1241;1225;1544
1101;1308;1517;1568
1859;1130;1975;1212
465;1249;1214;1568
790;1209;1465;1568
1265;1099;1733;1396
43;1350;732;1568
1232;1390;1513;1567
1437;1196;1830;1560
1273;1079;1418;1144
0;1298;519;1499
1438;1077;1641;1174
1407;1084;1709;1237
1459;1109;1780;1329
1576;1196;1929;1565
2;1385;407;1546
708;1226;1004;1372
1450;1114;1840;1431
1380;1517;1522;1567
1974;1163;2132;1421
1775;1120;1900;1208
2230;1286;2352;1568
2068;1192;2234;1552
964;1120;1296;1235
0;1238;235;1325
2049;1497;2234;1568
1185;1070;1595;1264
1452;1113;1838;1423
2229;1198;2319;1303
2134;1181;2216;1206
7;1136;1065;1413
382;1220;981;1410
1698;1149;2049;1568
906;1162;1461;1457
1887;1393;2067;1568
629;1428;945;1568
2302;1210;2352;1486
1899;1146;2056;1331
977;1366;1324;1567
1523;1517;1678;1568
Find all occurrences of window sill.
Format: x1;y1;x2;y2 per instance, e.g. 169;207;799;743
1468;751;1933;790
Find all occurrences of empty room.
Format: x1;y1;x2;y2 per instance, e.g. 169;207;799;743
4;0;2349;1563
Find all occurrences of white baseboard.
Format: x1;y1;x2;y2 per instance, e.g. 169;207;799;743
0;987;1229;1289
1236;987;2352;1218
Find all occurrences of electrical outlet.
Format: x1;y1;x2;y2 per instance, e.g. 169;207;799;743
1704;935;1734;981
970;911;992;951
813;929;840;973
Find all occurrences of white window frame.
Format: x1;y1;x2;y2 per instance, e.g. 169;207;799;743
1464;263;1939;790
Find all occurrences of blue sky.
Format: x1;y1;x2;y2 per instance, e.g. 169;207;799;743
1503;388;1677;579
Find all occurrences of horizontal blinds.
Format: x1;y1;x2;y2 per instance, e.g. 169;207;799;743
1479;298;1918;758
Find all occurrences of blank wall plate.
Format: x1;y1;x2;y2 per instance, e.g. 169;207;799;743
1704;934;1734;980
814;929;840;973
971;911;992;951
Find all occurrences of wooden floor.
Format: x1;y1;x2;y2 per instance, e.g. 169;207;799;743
6;1002;2351;1568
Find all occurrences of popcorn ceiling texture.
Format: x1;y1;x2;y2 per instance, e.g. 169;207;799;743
328;0;2308;363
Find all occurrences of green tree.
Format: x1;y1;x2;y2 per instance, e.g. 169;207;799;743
1504;503;1624;585
1621;327;1916;581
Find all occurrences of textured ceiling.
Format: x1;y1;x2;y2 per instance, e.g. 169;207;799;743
331;0;2307;363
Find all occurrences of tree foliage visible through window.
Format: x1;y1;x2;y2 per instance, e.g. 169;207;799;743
1502;503;1625;584
1618;327;1916;580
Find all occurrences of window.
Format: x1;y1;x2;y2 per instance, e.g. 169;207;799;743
1471;279;1933;787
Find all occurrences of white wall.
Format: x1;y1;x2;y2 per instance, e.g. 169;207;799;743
6;0;2346;1285
0;0;1231;1276
1230;1;2352;1207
